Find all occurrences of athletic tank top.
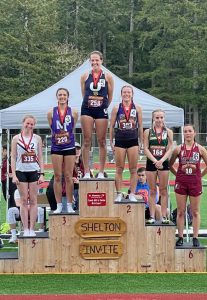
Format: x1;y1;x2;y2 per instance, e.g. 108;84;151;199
51;106;75;151
16;134;39;172
176;143;201;183
148;128;168;161
82;71;109;109
115;102;138;140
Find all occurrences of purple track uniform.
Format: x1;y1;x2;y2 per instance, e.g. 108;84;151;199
51;106;75;152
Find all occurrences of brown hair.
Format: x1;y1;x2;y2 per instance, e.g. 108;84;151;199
137;167;146;173
183;124;196;142
121;85;134;96
89;51;103;60
22;115;36;124
56;88;69;98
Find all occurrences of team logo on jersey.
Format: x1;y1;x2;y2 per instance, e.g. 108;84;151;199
65;115;71;125
99;79;105;87
90;82;101;92
130;109;136;117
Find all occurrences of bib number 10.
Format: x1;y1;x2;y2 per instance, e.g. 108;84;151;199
185;167;193;175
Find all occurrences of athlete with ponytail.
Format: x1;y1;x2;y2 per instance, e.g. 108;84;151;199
143;109;173;224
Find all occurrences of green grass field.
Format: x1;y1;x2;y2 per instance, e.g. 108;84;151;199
0;273;207;294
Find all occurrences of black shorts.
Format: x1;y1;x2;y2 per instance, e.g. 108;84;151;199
81;106;108;119
16;171;39;183
51;148;76;156
115;139;138;149
146;159;169;171
145;207;150;219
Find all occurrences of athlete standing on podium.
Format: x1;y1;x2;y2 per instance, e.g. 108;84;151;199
144;109;173;224
80;51;114;179
170;124;207;247
47;88;78;213
110;85;143;202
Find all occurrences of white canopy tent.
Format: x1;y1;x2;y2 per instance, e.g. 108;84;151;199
0;60;184;129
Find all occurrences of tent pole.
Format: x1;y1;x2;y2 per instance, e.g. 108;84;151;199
6;129;10;220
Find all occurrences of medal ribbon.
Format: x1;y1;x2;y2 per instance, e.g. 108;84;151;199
183;143;195;163
92;69;102;88
20;132;33;152
122;101;132;122
155;128;163;145
58;105;68;126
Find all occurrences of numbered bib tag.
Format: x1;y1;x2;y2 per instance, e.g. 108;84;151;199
182;165;196;175
88;97;103;108
150;146;166;158
120;121;133;130
55;132;70;145
21;152;36;163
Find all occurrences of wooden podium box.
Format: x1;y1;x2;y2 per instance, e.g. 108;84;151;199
0;178;205;273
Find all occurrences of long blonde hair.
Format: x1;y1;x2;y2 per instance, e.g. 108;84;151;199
151;109;166;130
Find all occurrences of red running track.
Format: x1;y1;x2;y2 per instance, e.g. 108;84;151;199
0;294;207;300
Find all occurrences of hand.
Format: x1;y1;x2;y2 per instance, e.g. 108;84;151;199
155;160;163;169
38;175;44;184
12;175;19;185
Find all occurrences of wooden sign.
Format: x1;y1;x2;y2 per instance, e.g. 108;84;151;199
80;240;123;259
87;193;106;206
75;217;126;238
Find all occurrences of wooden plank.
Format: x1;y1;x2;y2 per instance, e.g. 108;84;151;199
175;248;206;272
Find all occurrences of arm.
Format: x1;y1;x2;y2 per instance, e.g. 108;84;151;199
11;135;19;185
199;145;207;177
72;109;79;128
143;129;157;164
106;72;114;106
136;104;143;146
109;106;118;153
80;73;87;98
37;135;44;184
169;146;180;176
47;109;53;127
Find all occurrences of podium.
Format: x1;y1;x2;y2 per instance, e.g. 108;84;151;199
0;178;205;273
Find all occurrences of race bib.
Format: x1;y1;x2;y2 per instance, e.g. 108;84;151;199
150;146;166;158
182;164;196;175
22;152;36;163
88;96;103;108
120;121;133;130
55;132;70;145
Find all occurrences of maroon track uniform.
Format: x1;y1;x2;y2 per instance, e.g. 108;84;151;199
175;143;202;197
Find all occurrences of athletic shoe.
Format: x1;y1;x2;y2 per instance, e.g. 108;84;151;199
83;172;91;179
53;203;63;214
23;229;30;237
162;217;170;224
193;237;200;247
29;230;36;237
176;237;183;247
9;236;17;244
97;172;104;179
38;229;44;232
67;203;75;213
128;193;138;202
114;193;123;202
146;217;155;224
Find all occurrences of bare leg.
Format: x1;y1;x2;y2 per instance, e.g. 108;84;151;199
51;154;64;203
95;119;108;173
28;182;38;231
176;193;187;237
189;195;201;238
145;171;157;218
158;170;169;218
63;155;76;203
80;115;94;173
18;182;29;230
127;146;139;193
114;147;126;193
